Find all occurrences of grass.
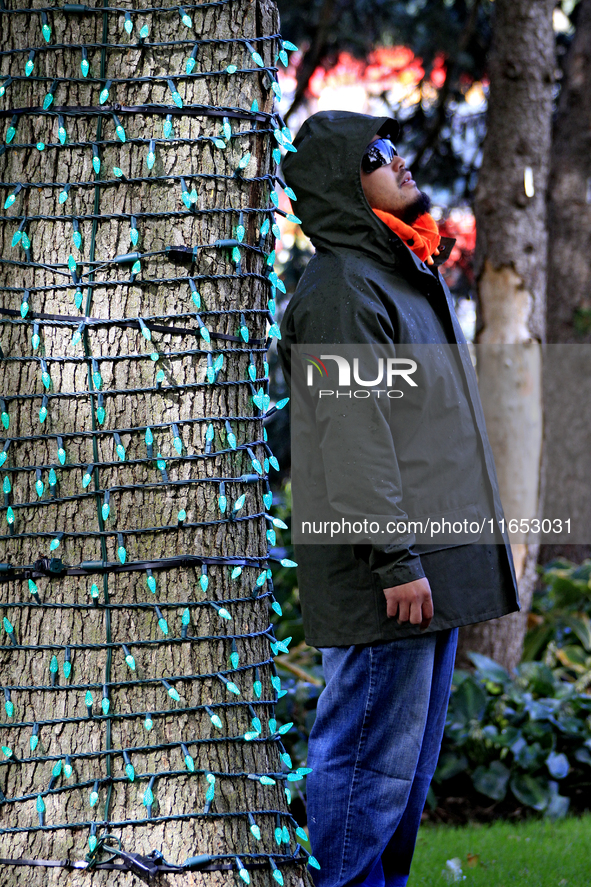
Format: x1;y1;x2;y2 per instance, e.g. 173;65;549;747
409;814;591;887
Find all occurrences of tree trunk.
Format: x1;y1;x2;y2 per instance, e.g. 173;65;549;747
0;3;308;886
457;0;555;672
540;0;591;568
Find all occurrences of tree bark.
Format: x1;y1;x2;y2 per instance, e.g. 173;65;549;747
539;0;591;568
0;3;307;886
457;0;555;672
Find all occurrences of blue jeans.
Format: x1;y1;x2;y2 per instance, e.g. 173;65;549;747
306;628;458;887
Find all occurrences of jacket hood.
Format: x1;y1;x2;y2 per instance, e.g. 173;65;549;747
282;110;402;264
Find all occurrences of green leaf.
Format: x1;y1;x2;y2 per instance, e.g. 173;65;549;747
546;750;570;779
471;760;510;801
515;740;545;771
574;746;591;766
545;780;570;820
467;651;510;685
451;676;488;724
516;661;556;697
562;613;591;652
510;773;549;810
434;752;468;782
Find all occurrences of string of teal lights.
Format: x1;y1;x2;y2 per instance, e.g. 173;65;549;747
0;1;315;880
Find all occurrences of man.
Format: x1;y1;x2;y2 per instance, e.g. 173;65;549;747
277;110;519;887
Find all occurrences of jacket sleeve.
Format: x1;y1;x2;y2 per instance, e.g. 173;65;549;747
279;257;425;590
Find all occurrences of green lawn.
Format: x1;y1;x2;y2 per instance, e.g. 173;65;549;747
409;815;591;887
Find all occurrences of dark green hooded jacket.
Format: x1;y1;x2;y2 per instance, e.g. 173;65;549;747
278;110;520;647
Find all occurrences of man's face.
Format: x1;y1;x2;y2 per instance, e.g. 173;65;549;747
360;135;423;220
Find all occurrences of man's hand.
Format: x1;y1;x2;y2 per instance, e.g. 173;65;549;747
383;577;433;631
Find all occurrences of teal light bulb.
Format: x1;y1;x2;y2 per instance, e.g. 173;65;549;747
125;763;135;782
81;58;89;77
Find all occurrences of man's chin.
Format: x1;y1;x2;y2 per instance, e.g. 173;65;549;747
400;190;432;225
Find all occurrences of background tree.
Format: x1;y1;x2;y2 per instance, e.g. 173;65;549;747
0;2;309;884
540;0;591;567
458;0;555;670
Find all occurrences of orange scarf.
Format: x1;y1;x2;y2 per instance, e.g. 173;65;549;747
373;209;441;264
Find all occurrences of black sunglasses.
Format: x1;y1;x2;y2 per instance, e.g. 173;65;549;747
361;138;398;173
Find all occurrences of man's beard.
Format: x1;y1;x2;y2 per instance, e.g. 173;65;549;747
400;190;432;225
